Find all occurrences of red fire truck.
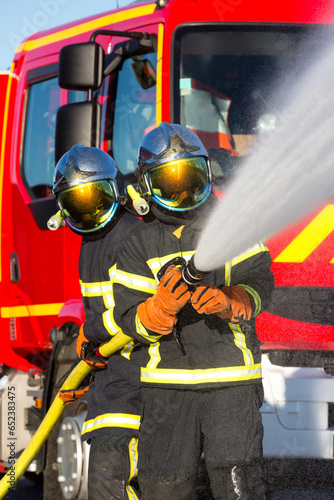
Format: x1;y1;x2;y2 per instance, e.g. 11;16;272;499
1;0;334;497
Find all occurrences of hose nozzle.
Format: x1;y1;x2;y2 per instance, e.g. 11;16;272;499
181;254;208;286
157;255;208;286
47;211;64;231
127;185;150;216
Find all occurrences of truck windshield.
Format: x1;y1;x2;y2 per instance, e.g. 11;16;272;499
173;25;332;186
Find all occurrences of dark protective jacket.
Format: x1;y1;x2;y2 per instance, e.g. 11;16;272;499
113;196;275;390
78;210;142;441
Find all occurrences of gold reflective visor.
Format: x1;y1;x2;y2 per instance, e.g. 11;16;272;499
147;157;210;210
57;181;117;231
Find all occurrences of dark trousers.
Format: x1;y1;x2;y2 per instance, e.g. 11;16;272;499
88;435;140;500
138;384;266;500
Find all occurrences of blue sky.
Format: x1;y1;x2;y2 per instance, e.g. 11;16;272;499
1;0;133;69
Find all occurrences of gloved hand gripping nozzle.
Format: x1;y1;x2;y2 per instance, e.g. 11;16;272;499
157;254;208;288
158;256;252;324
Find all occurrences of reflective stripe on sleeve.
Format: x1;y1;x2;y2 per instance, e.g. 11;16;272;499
239;284;262;317
147;251;195;280
103;298;122;336
82;413;141;435
135;314;162;343
230;241;269;267
228;322;254;366
114;269;157;294
225;261;232;286
80;280;112;296
120;342;135;360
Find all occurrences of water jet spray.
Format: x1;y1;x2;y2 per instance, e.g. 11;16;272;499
158;40;334;281
193;40;334;273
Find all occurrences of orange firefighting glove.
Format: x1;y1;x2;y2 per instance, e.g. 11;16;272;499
191;284;252;323
58;384;91;406
137;265;191;335
76;325;108;369
55;358;93;405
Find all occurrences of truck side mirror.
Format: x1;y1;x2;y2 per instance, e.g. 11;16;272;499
131;58;156;89
58;42;104;90
55;101;101;163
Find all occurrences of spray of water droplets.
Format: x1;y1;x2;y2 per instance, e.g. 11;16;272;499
195;41;334;272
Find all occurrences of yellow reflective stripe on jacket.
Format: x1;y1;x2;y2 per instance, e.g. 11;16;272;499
147;342;161;368
127;438;139;500
228;322;254;366
103;307;136;358
147;253;180;278
230;241;268;267
224;242;268;286
103;295;120;336
82;413;141;435
147;251;195;279
103;265;135;356
225;261;232;286
135;314;162;343
141;364;262;385
120;341;136;360
96;264;120;336
239;284;262;317
103;309;119;335
114;269;157;294
80;277;114;311
225;243;265;315
80;279;112;296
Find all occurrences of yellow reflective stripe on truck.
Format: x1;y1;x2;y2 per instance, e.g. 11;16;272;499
1;303;64;318
15;4;156;53
275;204;334;263
0;70;18;283
156;23;164;126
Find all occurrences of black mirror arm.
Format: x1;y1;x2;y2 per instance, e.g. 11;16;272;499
90;30;156;78
90;30;146;43
103;53;123;77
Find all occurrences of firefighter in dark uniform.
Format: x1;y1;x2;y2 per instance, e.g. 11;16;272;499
113;123;275;499
53;145;141;500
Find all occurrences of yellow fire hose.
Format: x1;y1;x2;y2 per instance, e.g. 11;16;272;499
0;331;132;498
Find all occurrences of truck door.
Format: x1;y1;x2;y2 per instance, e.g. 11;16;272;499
8;63;80;368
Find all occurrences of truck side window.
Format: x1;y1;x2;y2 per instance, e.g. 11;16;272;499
23;77;61;199
112;53;157;179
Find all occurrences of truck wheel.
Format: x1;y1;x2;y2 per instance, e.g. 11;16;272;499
43;324;90;500
57;402;89;499
44;399;89;500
